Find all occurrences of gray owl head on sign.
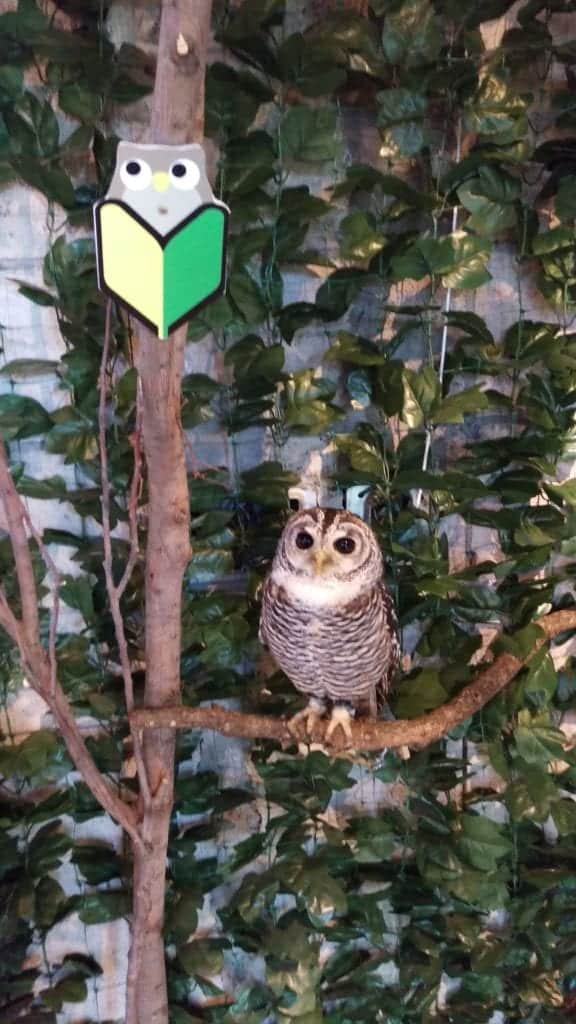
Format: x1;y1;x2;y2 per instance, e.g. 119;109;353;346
105;141;216;235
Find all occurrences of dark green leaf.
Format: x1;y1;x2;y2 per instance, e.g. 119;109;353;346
382;0;442;66
0;394;52;440
76;890;130;924
58;83;100;123
280;106;339;163
377;88;428;157
28;822;71;877
60;575;95;624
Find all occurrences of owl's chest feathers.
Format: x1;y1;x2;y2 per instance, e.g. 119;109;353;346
270;567;366;609
263;570;383;689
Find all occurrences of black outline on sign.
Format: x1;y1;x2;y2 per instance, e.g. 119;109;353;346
93;199;229;338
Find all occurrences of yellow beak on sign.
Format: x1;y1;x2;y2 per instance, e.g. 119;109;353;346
152;171;170;192
313;549;331;574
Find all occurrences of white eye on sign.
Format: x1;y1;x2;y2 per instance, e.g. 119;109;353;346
120;159;152;191
169;159;201;191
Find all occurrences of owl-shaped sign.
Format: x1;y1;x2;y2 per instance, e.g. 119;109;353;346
94;142;229;339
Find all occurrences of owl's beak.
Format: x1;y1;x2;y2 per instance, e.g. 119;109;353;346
152;171;170;192
313;549;332;574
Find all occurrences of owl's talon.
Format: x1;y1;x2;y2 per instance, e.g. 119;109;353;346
288;702;326;740
325;706;354;748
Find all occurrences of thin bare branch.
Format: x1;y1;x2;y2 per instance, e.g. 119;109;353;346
98;302;135;712
0;440;41;654
130;609;576;753
20;502;60;694
0;437;142;844
48;683;142;845
118;377;143;599
0;585;25;653
98;303;150;808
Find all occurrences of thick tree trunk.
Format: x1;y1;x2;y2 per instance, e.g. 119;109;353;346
126;2;213;1022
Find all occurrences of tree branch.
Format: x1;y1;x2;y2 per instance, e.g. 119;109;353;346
130;610;576;752
98;302;150;808
0;440;42;657
19;501;60;694
118;377;143;600
0;440;142;845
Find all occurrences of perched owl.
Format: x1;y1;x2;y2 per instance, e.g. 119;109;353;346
259;507;400;745
106;141;218;235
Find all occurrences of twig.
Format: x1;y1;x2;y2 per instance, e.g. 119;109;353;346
0;585;26;658
0;440;41;654
20;502;60;694
98;303;150;807
0;439;142;846
130;610;576;753
117;377;143;599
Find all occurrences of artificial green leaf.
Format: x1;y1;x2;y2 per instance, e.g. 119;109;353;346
28;822;71;877
458;166;520;238
35;877;67;928
178;939;225;978
433;386;490;423
324;331;386;365
58;83;100;122
521;649;558;704
315;268;372;321
0;394;52;440
11;284;55;307
394;669;448;717
72;844;122;885
42;976;88;1011
165;889;201;942
223;132;276;196
59;575;95;624
283;370;342;433
382;0;442;66
186;547;233;585
377;88;428;157
551;798;576;836
339;212;386;262
294;866;347;926
76;891;130;924
464;73;528;144
457;813;512;872
277;33;346;96
514;712;566;764
280;106;339;163
229;269;267;324
3;730;60;780
392;232;492;289
205;63;266;138
555;174;576;222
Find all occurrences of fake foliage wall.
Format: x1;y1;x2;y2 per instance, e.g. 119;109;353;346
2;0;576;1021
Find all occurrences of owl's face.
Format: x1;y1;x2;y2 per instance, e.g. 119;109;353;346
272;507;383;603
106;141;214;235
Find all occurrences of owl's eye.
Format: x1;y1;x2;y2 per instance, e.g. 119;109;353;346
169;158;201;191
119;159;152;191
334;537;355;555
295;531;314;550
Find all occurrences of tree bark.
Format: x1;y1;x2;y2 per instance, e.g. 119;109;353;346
127;3;213;1022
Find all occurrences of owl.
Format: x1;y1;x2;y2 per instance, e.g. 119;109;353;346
259;507;400;745
106;141;218;235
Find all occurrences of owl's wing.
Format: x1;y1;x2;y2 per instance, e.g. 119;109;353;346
258;574;274;648
374;583;401;715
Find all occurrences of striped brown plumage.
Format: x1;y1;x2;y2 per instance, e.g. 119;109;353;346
259;507;400;722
